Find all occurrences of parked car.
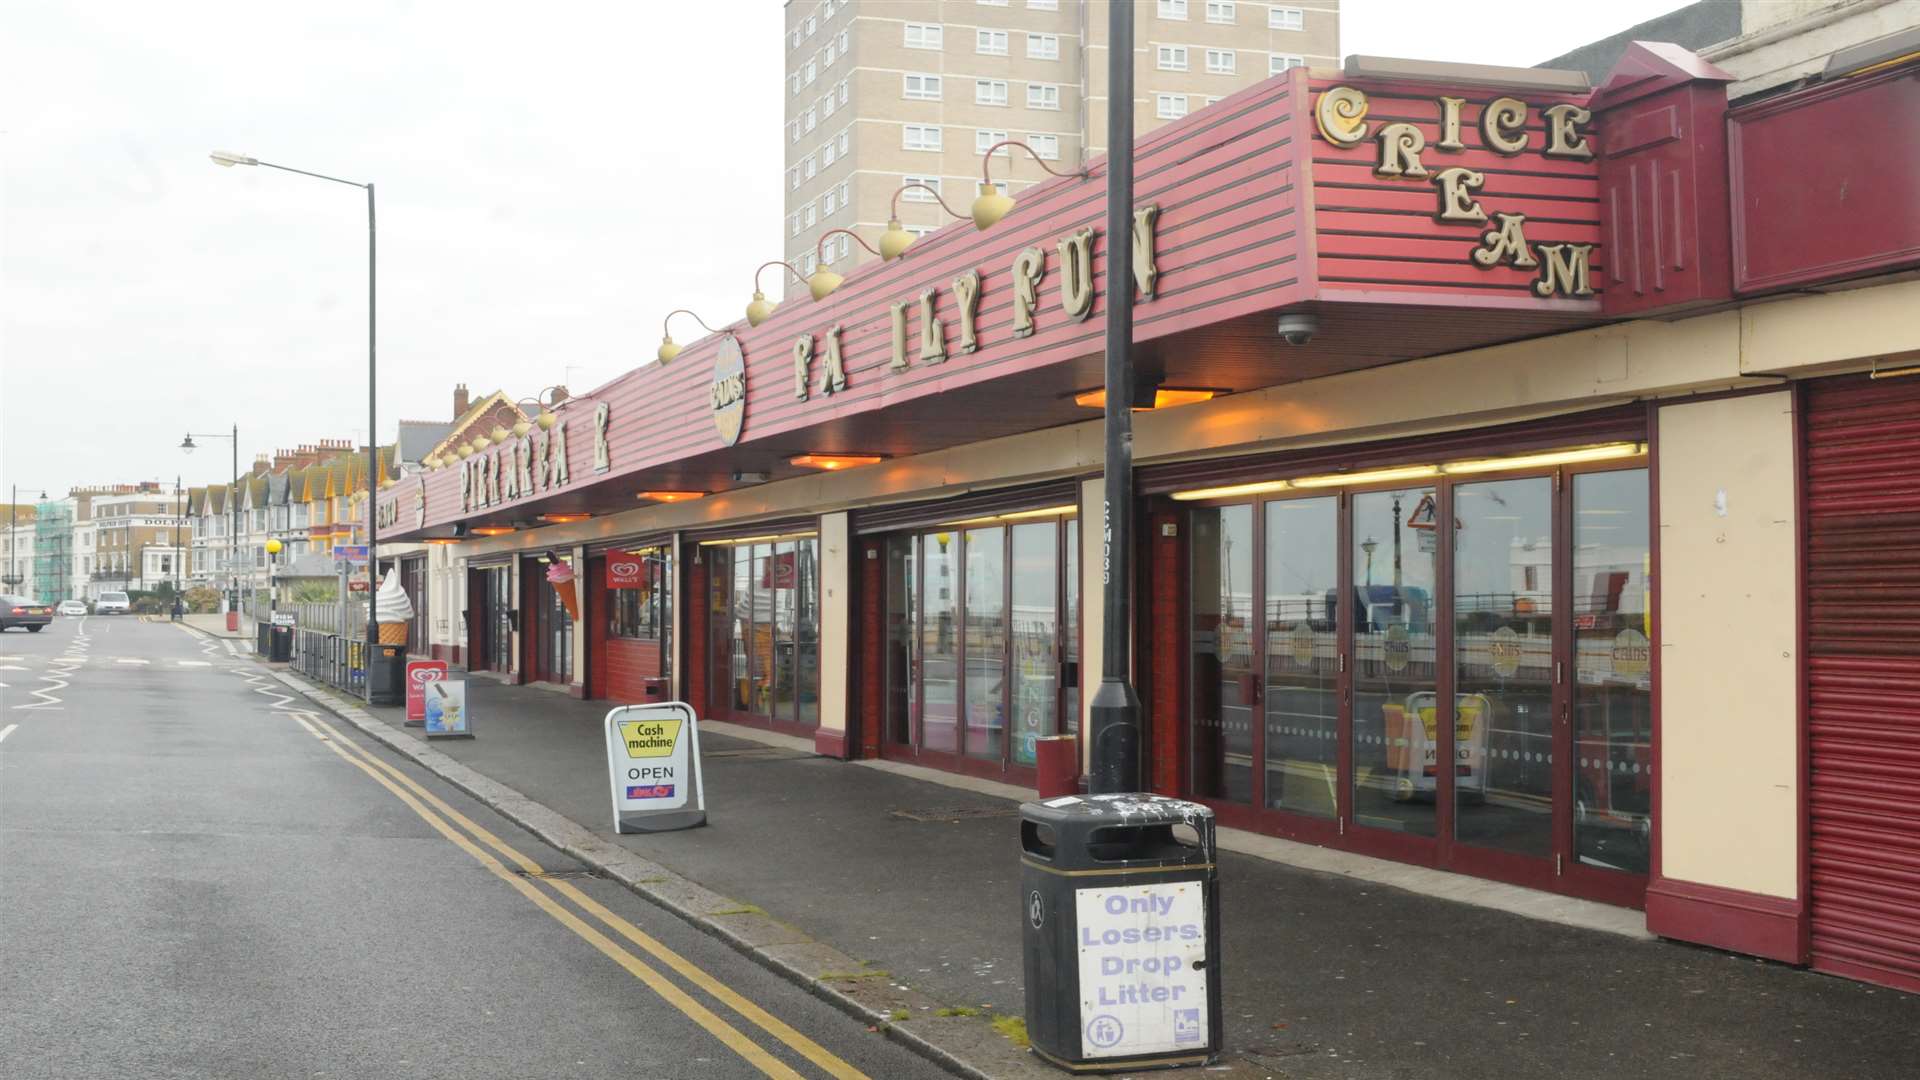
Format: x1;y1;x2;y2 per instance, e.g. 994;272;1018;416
95;590;131;615
2;595;53;632
57;600;88;616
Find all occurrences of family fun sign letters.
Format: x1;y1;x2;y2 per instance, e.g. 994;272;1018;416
744;208;1162;430
1317;85;1597;298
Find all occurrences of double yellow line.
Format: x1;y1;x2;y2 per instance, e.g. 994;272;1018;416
290;710;871;1080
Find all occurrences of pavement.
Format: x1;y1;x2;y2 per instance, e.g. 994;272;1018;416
217;634;1920;1080
0;616;951;1080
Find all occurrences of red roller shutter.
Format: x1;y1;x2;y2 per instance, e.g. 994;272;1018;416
1804;373;1920;993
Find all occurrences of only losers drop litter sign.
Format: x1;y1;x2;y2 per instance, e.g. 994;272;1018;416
1075;883;1209;1059
604;702;706;833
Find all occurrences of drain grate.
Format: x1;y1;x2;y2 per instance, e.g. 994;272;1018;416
888;805;1022;823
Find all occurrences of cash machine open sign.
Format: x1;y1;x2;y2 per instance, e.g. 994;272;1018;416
604;702;707;833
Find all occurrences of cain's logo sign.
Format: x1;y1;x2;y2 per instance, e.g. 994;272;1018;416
710;334;747;447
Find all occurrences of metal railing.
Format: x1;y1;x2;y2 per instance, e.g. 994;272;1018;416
294;628;366;694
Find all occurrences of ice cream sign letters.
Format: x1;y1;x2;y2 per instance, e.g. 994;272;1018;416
1074;883;1209;1059
1316;85;1597;298
604;702;707;833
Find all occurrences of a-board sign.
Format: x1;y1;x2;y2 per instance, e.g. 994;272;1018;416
1075;882;1210;1060
405;659;448;726
604;702;706;833
423;675;472;739
270;612;296;627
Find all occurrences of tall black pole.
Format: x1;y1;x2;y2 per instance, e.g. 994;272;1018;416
365;180;378;664
1088;0;1141;796
8;483;16;589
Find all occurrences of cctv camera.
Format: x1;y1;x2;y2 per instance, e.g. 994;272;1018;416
1276;312;1318;346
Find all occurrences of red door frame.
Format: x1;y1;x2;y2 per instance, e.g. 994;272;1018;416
877;518;1080;788
704;537;822;739
1175;461;1654;908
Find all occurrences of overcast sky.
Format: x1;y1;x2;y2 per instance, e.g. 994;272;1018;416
2;0;1689;501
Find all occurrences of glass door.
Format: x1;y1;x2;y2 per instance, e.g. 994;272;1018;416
1189;505;1254;804
1566;467;1652;903
1349;486;1440;843
1009;522;1059;768
1451;477;1557;870
1262;497;1340;819
882;515;1076;780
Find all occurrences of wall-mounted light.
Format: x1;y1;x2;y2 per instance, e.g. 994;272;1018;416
696;530;820;547
471;434;491;450
457;443;476;458
638;490;707;503
973;140;1090;230
1171;479;1292;502
808;229;882;300
421;537;461;546
538;513;592;524
1073;387;1224;411
789;453;884;471
879;182;968;261
747;261;806;327
659;309;722;365
470;525;517;537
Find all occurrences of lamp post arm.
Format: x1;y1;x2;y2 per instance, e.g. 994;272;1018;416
816;227;880;263
889;183;968;221
663;309;723;338
753;261;806;295
255;159;368;190
980;140;1089;186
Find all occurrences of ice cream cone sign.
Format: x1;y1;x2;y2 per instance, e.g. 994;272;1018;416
546;553;580;621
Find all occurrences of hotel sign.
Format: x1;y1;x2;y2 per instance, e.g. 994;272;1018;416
1316;86;1596;298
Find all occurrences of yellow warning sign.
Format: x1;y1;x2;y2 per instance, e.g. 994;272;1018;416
619;719;682;758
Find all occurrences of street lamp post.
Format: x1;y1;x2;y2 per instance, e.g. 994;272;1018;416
209;151;379;676
181;426;240;620
1088;0;1142;795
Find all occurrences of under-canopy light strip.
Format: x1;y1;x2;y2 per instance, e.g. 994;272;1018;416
943;504;1080;527
696;531;820;547
1170;443;1646;501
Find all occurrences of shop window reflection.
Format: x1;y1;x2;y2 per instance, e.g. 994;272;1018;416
1572;469;1652;874
1453;477;1555;859
1349;488;1438;836
1263;497;1338;817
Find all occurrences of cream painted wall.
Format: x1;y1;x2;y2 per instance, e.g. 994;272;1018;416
570;544;588;692
818;512;852;735
1657;391;1800;899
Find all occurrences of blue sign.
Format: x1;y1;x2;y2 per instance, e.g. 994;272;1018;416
333;544;370;561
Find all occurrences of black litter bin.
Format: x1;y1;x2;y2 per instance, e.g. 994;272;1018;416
269;624;293;662
256;621;272;655
367;642;406;705
1021;794;1221;1073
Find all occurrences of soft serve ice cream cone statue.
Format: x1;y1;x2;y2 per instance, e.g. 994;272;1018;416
546;554;579;620
374;567;415;645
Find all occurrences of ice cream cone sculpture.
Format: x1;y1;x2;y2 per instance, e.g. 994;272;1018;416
374;567;415;644
546;555;580;620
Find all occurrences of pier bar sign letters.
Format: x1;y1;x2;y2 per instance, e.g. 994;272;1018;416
603;702;707;833
1075;883;1209;1059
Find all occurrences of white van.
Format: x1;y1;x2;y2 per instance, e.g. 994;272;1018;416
95;591;131;615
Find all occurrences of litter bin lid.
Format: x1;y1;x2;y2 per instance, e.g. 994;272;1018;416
1022;793;1213;825
1020;794;1215;872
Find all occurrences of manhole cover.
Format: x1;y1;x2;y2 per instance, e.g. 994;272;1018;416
888;806;1022;823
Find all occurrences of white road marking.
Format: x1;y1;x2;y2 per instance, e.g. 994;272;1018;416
177;660;212;667
0;664;26;671
0;723;16;743
115;658;150;665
